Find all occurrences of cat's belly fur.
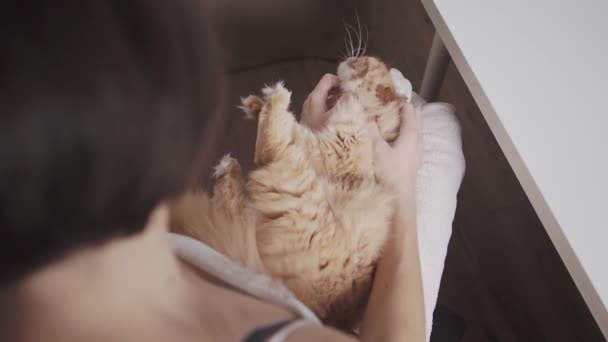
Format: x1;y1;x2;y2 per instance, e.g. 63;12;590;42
248;153;393;329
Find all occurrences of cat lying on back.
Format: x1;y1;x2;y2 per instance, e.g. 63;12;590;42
170;56;407;329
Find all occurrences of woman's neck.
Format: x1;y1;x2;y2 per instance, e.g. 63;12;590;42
7;206;202;341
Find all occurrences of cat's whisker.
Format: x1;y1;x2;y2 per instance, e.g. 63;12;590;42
338;47;348;61
343;14;369;58
344;22;354;55
362;26;369;57
352;48;365;58
343;21;356;58
355;12;363;57
344;22;360;57
343;36;351;58
342;31;348;56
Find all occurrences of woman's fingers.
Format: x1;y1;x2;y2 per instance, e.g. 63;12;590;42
312;73;340;96
301;73;340;129
393;104;420;147
309;74;340;113
367;121;389;156
401;103;418;134
302;97;311;118
416;104;423;132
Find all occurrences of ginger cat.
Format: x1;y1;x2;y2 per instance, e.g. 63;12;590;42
170;56;406;329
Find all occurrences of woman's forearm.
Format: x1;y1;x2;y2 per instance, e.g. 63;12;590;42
360;191;426;342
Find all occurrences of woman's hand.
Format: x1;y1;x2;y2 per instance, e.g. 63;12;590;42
368;103;423;197
301;73;340;130
361;102;426;342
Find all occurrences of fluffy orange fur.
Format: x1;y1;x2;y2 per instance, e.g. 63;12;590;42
170;56;406;329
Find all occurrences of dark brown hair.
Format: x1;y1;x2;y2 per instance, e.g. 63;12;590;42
0;0;224;284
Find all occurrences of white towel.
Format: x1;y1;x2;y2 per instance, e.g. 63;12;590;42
391;69;466;340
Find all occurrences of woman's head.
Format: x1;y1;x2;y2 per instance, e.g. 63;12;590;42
0;0;224;284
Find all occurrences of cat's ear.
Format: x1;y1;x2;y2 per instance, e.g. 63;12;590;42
375;85;396;105
239;95;264;119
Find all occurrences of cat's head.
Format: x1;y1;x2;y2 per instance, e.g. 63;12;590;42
337;56;404;141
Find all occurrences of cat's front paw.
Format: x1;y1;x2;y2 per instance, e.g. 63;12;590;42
213;154;242;180
239;95;264;119
261;82;291;112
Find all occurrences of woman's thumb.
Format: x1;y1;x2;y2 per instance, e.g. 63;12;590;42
366;121;388;154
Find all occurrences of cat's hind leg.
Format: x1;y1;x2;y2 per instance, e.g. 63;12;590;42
211;155;266;271
211;154;246;210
